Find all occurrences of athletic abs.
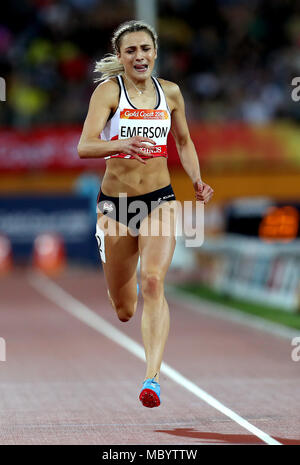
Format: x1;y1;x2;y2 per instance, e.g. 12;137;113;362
101;157;170;196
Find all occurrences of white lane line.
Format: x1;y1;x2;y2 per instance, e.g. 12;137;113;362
28;271;282;446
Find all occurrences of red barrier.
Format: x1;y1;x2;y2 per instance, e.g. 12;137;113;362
0;235;13;275
0;126;177;171
33;233;66;275
0;126;103;172
0;122;299;173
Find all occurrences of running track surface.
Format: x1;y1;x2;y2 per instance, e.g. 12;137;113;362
0;267;299;445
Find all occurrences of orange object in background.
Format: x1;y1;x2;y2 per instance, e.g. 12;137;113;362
0;235;13;275
259;206;299;243
33;233;66;275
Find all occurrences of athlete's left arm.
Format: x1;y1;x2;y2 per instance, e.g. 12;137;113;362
166;82;213;203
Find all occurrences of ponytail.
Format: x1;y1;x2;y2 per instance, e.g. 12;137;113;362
94;54;124;83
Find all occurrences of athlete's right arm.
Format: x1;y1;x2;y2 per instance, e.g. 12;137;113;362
77;80;155;164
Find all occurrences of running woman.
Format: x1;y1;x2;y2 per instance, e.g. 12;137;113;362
78;20;214;408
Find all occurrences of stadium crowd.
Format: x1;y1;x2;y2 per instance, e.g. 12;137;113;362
1;0;300;127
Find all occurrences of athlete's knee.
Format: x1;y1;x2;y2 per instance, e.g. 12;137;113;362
115;301;137;322
117;311;131;322
109;293;136;322
141;271;163;300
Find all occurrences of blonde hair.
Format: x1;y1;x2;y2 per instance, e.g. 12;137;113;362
94;20;158;82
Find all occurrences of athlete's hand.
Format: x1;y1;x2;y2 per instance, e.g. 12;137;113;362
119;136;156;164
193;179;214;204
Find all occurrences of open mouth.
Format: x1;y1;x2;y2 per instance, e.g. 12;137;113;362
134;64;148;72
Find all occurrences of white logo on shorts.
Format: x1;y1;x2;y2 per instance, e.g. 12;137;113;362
103;202;114;213
157;194;174;204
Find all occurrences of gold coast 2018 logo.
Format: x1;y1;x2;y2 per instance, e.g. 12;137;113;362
0;77;6;102
0;338;6;362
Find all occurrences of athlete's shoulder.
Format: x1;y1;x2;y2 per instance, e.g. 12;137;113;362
156;78;181;98
90;77;120;104
156;78;182;112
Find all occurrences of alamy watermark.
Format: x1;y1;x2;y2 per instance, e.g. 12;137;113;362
0;77;6;102
96;197;204;247
291;336;300;362
291;77;300;101
0;337;6;362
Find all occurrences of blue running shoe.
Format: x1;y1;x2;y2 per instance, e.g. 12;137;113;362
139;376;161;408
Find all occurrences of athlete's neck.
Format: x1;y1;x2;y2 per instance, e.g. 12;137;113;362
123;74;153;95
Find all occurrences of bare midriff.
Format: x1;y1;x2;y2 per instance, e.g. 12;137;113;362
101;157;171;196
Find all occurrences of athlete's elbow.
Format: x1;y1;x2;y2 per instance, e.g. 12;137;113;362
77;142;88;159
175;134;192;151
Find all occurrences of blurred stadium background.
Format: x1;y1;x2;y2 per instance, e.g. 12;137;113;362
1;0;300;327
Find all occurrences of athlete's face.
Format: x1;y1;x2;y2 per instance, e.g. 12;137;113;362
118;31;157;81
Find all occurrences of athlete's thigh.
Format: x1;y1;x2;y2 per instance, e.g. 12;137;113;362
96;213;139;296
138;200;178;277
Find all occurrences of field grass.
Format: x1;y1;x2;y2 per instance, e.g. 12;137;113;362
174;283;300;330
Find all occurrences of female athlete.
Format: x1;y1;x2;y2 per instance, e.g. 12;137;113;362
78;20;214;408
